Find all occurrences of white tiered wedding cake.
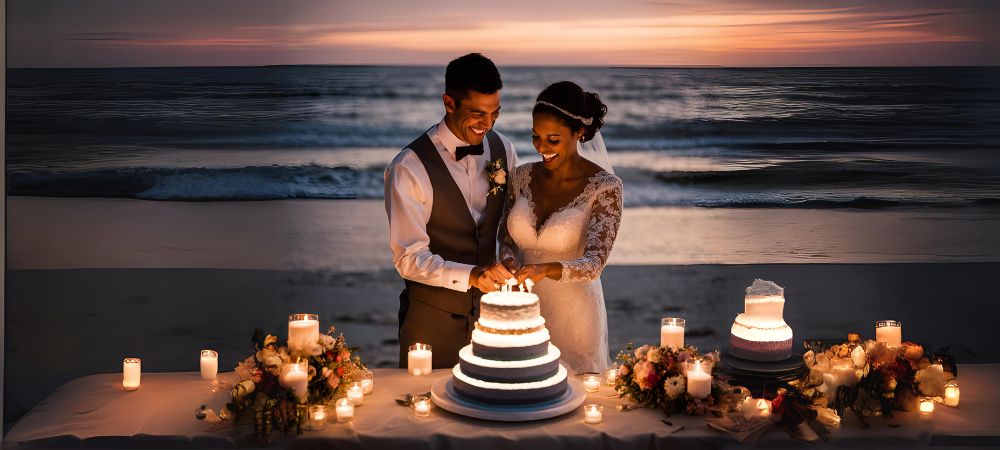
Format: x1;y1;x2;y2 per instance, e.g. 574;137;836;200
450;287;569;404
729;279;794;361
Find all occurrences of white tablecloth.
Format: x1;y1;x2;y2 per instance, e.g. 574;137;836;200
6;365;1000;449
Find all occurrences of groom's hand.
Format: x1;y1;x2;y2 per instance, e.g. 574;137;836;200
515;263;562;285
470;265;501;293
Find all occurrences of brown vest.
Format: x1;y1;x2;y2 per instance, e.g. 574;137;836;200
403;129;507;315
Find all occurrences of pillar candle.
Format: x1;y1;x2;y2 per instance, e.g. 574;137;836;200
875;320;902;347
660;318;685;349
200;350;218;380
288;314;320;351
280;362;309;403
408;343;433;376
686;360;712;398
123;357;141;391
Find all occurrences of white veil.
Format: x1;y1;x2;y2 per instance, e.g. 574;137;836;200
577;130;614;174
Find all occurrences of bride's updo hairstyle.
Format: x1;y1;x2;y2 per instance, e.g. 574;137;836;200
533;81;607;143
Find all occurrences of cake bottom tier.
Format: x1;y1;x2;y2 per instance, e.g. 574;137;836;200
729;334;792;362
451;364;568;405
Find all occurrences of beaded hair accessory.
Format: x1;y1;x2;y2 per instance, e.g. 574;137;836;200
535;100;593;126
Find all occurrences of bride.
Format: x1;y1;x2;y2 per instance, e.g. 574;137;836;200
492;81;623;374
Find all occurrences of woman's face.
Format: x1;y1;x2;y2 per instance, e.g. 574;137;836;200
532;112;583;171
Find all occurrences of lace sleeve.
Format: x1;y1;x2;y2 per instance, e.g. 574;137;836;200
498;164;523;266
559;174;623;282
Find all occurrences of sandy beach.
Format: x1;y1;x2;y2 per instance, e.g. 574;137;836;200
6;196;1000;430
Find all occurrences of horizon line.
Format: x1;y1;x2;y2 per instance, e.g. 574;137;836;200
8;63;1000;70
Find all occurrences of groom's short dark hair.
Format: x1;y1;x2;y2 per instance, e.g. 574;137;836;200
445;53;502;106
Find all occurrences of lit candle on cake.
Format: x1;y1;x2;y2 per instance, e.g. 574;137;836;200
335;398;354;422
686;358;712;398
875;320;902;347
200;350;218;380
280;361;309;403
944;380;960;407
408;343;433;375
122;357;141;391
308;405;328;430
347;381;365;406
360;370;374;394
288;314;320;351
583;374;601;392
583;404;603;424
413;396;431;417
660;317;685;349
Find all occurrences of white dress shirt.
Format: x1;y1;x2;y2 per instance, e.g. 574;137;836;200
384;119;518;292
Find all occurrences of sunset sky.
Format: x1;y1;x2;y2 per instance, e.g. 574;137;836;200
8;0;999;68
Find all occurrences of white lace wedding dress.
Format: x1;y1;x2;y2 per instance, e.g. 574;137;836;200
499;162;624;374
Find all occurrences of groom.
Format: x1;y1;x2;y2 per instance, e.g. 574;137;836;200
384;53;518;369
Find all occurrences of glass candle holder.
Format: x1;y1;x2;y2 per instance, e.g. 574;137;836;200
335;398;355;422
307;405;328;430
413;395;431;417
875;320;902;347
919;397;935;415
583;374;601;392
347;381;365;406
660;317;685;349
123;357;141;391
686;357;712;398
408;343;433;375
200;349;218;380
944;380;960;407
583;404;603;424
360;370;374;394
605;366;619;386
280;360;310;403
288;313;320;352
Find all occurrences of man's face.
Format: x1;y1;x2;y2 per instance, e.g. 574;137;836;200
443;90;501;145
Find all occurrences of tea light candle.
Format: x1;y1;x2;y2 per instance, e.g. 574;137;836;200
308;405;328;430
919;397;935;415
335;398;355;422
347;381;365;406
686;359;712;398
413;396;431;417
280;361;310;403
123;357;141;391
944;380;960;407
875;320;902;347
605;367;619;386
660;318;685;349
583;374;601;392
200;350;218;380
408;343;433;376
583;404;603;424
360;370;374;394
288;313;320;352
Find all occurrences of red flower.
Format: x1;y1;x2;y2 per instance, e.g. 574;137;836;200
337;366;345;377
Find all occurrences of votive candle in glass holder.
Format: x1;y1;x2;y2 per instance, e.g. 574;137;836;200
944;380;960;407
660;318;685;349
686;358;712;398
875;320;902;347
335;398;355;422
123;357;141;391
288;313;320;352
347;381;365;406
583;374;601;392
919;397;935;415
408;343;433;376
307;405;328;431
583;404;603;424
413;396;431;417
200;350;218;380
605;366;619;386
280;361;310;403
360;370;374;394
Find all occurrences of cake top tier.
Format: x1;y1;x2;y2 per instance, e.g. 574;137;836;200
745;279;784;299
481;290;539;307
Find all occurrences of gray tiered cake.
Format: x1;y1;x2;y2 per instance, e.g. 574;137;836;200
451;289;568;404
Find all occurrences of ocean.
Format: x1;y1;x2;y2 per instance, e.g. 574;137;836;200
7;65;1000;207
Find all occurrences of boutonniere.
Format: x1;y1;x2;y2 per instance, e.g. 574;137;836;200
486;158;507;197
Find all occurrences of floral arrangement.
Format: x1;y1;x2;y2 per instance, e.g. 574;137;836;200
614;343;727;415
486;158;507;197
790;336;955;426
222;327;365;445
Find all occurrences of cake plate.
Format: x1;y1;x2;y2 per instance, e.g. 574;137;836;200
431;376;586;422
721;350;806;398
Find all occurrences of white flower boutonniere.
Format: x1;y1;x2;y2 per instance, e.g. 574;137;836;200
486;158;507;197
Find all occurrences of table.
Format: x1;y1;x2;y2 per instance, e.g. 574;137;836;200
5;366;1000;449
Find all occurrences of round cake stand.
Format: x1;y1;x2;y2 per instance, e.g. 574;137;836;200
431;376;586;422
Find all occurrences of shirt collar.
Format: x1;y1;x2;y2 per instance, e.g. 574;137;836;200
435;118;468;158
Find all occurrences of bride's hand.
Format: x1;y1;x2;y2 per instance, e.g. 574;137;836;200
514;263;562;285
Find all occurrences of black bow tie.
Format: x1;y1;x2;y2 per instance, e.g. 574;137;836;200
455;143;484;161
